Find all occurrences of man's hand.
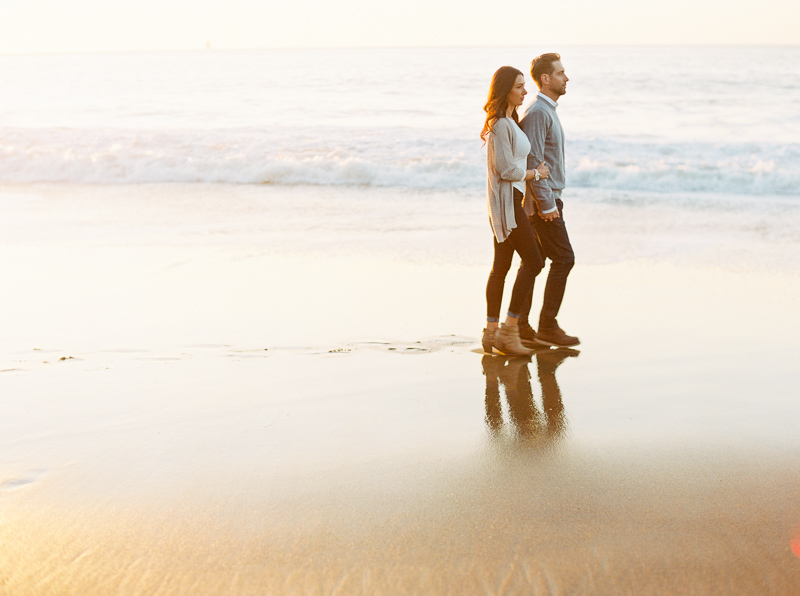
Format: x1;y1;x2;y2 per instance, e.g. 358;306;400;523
536;161;549;180
540;208;560;221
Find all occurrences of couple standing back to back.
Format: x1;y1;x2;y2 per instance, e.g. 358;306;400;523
481;53;579;356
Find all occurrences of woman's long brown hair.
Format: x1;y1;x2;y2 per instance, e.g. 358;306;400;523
480;66;524;143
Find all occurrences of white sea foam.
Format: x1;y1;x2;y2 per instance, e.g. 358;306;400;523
1;126;797;198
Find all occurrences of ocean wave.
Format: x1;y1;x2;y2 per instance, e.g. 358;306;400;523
0;127;798;197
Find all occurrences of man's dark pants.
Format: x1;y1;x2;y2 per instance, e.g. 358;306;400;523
518;198;575;331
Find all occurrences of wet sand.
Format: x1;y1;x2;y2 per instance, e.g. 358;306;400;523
1;184;800;594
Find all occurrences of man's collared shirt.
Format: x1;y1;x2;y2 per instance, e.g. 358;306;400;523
537;92;558;109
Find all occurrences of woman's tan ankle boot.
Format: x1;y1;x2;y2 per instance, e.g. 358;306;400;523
481;327;496;353
494;323;534;356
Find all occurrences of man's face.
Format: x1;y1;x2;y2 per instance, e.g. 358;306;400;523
543;60;568;97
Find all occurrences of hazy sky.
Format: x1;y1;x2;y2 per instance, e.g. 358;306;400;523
2;0;798;53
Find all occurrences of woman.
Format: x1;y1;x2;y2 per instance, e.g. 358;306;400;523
481;66;549;356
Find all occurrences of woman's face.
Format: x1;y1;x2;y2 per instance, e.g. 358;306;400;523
506;75;527;108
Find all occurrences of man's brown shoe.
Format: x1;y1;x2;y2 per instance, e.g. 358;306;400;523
534;326;580;348
518;322;538;348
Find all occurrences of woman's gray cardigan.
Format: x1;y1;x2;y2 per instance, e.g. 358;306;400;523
485;117;529;243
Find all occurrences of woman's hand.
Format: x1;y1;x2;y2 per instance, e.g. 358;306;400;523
536;161;549;180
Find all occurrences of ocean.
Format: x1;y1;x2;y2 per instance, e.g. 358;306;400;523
1;46;799;268
2;45;798;191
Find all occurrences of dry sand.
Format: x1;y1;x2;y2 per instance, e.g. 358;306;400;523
1;183;799;595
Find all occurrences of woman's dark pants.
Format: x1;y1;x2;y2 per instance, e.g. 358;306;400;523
486;190;544;320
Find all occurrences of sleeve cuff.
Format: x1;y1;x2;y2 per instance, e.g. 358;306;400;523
540;205;558;214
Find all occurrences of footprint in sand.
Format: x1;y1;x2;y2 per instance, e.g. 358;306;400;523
0;470;47;492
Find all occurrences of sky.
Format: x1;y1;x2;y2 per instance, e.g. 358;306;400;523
2;0;798;53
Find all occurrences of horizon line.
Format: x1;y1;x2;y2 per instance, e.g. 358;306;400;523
2;41;798;58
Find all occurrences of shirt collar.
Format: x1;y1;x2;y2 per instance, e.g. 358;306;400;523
537;92;558;108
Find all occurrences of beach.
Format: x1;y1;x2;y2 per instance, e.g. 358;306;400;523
2;44;800;594
2;181;799;594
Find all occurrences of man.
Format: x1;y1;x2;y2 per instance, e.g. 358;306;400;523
517;53;579;348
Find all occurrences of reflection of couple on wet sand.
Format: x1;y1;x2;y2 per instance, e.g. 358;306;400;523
482;348;577;444
481;53;578;356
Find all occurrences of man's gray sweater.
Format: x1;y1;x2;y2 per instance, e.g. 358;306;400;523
519;94;565;215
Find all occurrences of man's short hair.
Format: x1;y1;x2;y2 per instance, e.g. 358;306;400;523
531;53;561;89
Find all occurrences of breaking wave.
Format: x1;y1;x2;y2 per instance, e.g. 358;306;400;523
1;127;797;197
